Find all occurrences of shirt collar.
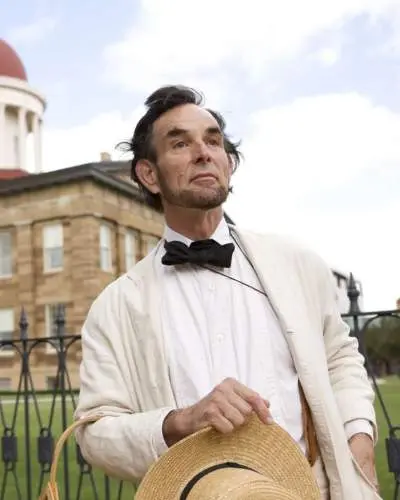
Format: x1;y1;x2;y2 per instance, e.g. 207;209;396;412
163;217;231;246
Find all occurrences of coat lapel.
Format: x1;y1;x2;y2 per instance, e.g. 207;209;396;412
231;228;344;490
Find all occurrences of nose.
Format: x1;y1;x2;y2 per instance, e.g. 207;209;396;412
192;141;212;165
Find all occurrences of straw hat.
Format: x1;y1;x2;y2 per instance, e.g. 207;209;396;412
135;414;321;499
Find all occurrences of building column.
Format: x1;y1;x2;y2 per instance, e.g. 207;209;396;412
32;113;42;173
18;107;27;170
0;104;5;166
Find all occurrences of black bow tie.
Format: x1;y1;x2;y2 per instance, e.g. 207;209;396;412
162;239;235;268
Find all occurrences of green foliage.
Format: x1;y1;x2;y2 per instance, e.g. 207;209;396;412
364;316;400;374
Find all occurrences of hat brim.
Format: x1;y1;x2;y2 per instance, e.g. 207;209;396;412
135;414;320;499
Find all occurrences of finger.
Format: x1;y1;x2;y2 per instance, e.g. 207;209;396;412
207;409;235;434
224;389;271;426
203;401;239;430
249;395;273;424
218;397;249;428
231;380;264;404
230;382;272;423
225;391;253;417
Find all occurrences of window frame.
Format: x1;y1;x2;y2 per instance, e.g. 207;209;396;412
43;223;64;273
0;308;14;355
99;224;112;272
0;231;12;278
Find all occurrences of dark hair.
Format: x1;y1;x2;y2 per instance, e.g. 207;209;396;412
118;85;242;211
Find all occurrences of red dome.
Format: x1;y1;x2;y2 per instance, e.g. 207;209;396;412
0;39;27;81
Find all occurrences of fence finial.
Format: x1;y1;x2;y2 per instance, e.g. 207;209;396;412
19;307;28;340
347;273;360;314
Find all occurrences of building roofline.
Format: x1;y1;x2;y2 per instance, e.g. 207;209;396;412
95;160;130;172
0;162;144;202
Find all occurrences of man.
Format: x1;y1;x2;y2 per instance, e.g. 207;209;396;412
74;85;380;499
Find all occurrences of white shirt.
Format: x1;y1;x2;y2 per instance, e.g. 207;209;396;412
156;218;372;453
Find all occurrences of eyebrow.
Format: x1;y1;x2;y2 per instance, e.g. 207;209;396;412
164;127;188;140
164;126;223;140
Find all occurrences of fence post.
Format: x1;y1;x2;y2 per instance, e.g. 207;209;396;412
20;307;32;500
55;305;71;500
347;273;366;358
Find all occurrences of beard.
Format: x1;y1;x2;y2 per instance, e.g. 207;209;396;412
157;169;229;210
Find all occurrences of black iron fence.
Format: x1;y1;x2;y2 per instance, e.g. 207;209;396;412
0;308;135;500
0;276;399;500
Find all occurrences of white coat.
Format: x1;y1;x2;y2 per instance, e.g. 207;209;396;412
74;227;381;499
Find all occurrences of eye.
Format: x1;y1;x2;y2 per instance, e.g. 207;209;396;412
172;141;187;149
207;137;222;146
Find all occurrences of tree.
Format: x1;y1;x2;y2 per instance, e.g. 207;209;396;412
364;315;400;376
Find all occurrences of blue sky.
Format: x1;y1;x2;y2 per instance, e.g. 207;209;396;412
2;0;138;126
1;0;400;309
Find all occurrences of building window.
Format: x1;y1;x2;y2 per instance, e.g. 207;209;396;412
125;229;138;270
45;303;66;351
100;224;112;271
43;224;63;272
0;232;12;278
0;308;14;351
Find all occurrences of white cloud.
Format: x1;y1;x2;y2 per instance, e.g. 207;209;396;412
41;109;144;172
315;47;341;66
103;0;400;93
225;93;400;310
8;16;57;45
235;92;400;202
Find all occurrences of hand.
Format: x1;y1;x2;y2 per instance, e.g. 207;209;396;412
349;433;379;492
163;377;272;446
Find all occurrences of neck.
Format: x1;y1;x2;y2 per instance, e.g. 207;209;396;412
164;206;224;240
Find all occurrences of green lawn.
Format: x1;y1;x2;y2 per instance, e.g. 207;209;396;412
0;377;399;499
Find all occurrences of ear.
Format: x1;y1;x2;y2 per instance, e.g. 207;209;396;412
135;159;160;194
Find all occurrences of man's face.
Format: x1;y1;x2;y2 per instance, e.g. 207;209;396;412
144;104;232;210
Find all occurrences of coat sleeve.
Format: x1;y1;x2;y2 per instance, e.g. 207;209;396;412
319;262;377;443
73;281;175;483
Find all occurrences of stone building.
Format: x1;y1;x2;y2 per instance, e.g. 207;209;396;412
0;159;164;390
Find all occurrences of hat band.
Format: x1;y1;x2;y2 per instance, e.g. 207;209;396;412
180;462;257;499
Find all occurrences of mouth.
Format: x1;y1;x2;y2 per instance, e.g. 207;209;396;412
191;174;217;182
